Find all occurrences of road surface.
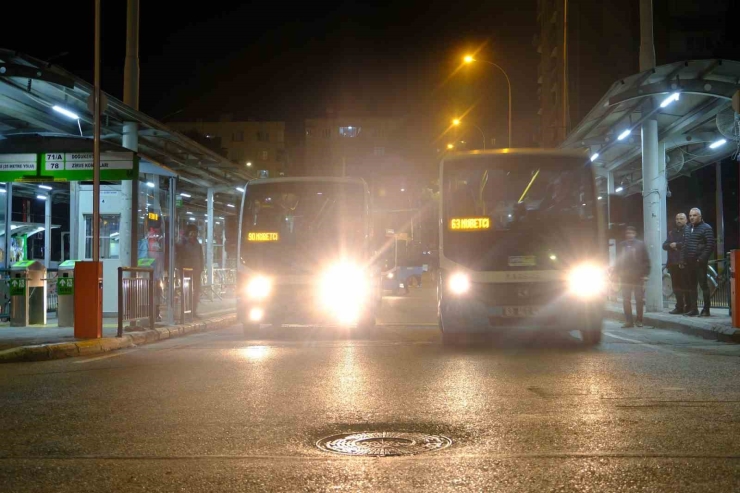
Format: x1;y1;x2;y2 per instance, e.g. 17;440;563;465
1;286;739;491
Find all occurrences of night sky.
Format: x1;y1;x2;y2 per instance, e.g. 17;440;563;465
1;1;538;145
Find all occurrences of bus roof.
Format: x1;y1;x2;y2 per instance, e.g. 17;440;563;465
246;176;368;186
442;148;590;163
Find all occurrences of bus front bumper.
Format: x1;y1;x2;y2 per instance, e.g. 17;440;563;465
440;295;604;333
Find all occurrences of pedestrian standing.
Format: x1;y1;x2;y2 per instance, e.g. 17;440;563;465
680;208;715;317
179;224;204;318
615;226;650;328
662;213;688;314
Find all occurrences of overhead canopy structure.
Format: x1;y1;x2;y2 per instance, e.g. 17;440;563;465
561;59;740;196
0;49;254;200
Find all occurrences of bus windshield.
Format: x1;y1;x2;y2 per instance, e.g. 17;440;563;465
442;155;598;271
240;181;366;274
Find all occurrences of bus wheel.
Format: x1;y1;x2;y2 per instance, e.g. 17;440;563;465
581;327;602;346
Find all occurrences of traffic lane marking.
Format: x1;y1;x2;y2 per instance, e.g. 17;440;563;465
604;331;689;357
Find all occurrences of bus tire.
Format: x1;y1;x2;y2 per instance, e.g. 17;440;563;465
581;327;602;346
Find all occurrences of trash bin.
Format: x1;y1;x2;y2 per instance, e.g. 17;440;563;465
57;260;77;327
10;260;47;326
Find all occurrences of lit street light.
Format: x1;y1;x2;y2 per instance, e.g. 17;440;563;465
446;143;455;150
452;118;486;150
463;55;512;148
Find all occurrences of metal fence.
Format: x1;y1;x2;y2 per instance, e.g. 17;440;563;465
118;267;155;337
45;269;58;313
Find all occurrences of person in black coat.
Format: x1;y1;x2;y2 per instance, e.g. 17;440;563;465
615;226;651;327
662;213;687;314
178;224;204;317
680;208;715;317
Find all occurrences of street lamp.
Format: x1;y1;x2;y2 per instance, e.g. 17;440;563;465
463;55;512;148
446;143;455;150
452;118;486;150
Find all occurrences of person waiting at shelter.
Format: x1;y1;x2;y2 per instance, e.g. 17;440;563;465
615;226;650;328
680;207;715;317
663;213;687;314
178;224;204;318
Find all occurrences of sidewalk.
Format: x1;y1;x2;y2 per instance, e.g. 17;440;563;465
605;301;740;343
0;297;236;363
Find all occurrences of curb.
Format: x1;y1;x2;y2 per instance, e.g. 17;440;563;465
0;314;237;364
604;307;740;343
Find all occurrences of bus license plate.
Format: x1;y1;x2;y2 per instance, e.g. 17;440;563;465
503;306;539;317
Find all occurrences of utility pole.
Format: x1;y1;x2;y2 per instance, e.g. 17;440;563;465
121;0;140;270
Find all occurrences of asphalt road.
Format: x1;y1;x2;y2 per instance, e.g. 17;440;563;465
1;286;739;492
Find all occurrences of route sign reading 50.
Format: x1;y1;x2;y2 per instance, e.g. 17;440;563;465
449;217;491;231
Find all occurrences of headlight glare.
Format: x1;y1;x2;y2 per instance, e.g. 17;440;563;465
246;276;271;300
321;262;368;322
567;263;607;298
448;272;470;294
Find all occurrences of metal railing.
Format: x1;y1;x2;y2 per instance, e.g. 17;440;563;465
180;267;194;324
45;269;58;313
663;257;731;310
118;267;155;337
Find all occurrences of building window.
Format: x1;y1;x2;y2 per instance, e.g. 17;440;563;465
232;131;244;142
374;146;385;156
276;149;286;162
306;128;314;136
322;128;331;138
257;131;270;142
84;214;120;259
230;148;245;162
339;126;361;138
261;150;270;160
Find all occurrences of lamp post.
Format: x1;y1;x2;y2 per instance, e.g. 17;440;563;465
463;56;512;148
452;118;486;150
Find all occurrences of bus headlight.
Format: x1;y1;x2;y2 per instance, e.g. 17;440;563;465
448;272;470;295
246;276;272;300
567;263;607;298
321;263;368;322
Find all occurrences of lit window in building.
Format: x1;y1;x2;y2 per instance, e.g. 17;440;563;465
339;126;361;138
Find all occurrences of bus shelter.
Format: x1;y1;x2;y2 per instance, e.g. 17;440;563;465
0;49;253;327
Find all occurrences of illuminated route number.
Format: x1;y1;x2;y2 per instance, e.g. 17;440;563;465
248;232;279;242
449;217;491;231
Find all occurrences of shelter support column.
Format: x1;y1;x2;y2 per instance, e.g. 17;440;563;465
659;141;668;266
207;188;214;298
716;161;725;266
4;183;11;268
69;182;78;259
44;192;51;268
167;177;176;325
121;0;140;270
641;118;663;312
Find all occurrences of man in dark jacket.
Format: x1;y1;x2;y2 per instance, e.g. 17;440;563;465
680;208;715;317
615;226;651;327
179;224;204;317
663;213;687;314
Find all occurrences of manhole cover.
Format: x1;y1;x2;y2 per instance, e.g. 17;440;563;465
317;431;452;457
